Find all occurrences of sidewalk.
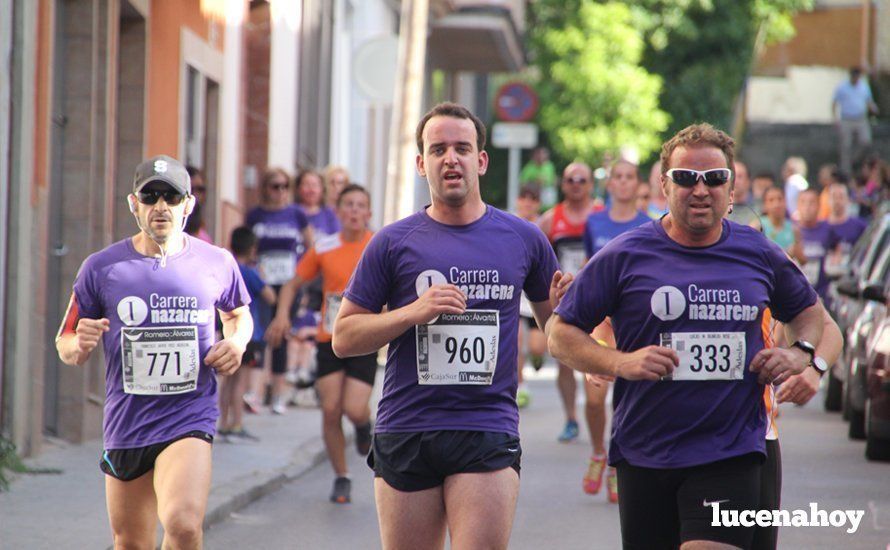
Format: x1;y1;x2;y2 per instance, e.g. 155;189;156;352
0;401;345;549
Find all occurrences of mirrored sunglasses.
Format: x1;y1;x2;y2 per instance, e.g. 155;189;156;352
666;168;732;188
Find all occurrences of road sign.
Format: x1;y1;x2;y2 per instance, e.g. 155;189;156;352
491;122;538;149
494;82;538;122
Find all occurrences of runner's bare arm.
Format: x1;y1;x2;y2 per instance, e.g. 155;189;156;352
55;293;110;366
260;285;276;305
332;285;467;358
529;270;573;329
777;306;843;404
536;209;554;236
547;314;677;381
264;274;306;347
206;305;251;375
750;301;825;385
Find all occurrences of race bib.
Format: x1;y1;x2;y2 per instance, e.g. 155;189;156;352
416;310;499;385
558;243;586;275
800;260;821;285
259;251;297;285
659;332;745;381
121;326;200;395
323;293;343;333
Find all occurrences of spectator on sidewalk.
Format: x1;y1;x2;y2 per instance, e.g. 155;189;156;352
833;66;878;175
520;146;558;209
782;156;809;219
751;172;776;214
755;186;806;265
323;165;350;211
222;227;276;441
727;160;759;225
185;166;214;244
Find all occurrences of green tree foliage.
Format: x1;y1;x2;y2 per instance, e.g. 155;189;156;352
527;0;812;152
528;1;669;165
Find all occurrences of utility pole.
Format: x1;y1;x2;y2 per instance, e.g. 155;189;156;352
384;0;428;225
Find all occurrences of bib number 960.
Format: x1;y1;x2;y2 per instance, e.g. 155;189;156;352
445;337;486;364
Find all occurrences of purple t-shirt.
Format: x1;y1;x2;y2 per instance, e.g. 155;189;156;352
245;205;310;285
555;219;817;468
72;236;250;449
301;205;341;239
343;206;558;436
830;217;867;253
799;221;841;300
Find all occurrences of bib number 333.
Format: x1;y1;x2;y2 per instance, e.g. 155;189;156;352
659;332;746;381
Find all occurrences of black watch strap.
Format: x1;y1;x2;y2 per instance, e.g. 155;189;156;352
791;340;816;362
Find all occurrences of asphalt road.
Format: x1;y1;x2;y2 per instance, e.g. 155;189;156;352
204;367;890;549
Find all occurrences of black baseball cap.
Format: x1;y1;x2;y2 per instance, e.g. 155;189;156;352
133;155;191;195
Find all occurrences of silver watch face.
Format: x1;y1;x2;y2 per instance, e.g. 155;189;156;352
813;357;828;373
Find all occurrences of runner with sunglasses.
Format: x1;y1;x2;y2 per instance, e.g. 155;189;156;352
548;124;825;549
244;168;314;415
55;155;252;549
538;162;601;442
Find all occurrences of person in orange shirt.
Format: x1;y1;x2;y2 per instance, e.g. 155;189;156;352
266;184;376;504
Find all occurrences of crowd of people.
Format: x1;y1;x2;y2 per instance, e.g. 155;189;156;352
53;97;887;549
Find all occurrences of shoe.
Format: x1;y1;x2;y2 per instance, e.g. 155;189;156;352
355;422;373;456
229;428;260;441
271;401;287;415
517;387;531;409
606;467;618;503
558;420;579;442
242;393;261;414
530;354;544;371
330;476;351;504
583;455;607;495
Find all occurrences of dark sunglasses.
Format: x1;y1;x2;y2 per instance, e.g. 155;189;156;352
136;189;188;206
564;177;589;185
666;168;732;188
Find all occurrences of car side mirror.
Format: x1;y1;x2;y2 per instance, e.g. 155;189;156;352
862;282;886;303
836;278;860;298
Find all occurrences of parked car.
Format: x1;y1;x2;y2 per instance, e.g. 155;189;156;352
864;276;890;461
827;212;890;412
844;243;890;440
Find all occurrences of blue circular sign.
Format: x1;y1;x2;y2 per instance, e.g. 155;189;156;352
495;82;538;122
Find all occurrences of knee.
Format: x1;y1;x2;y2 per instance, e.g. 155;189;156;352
586;394;606;410
321;404;343;424
159;506;203;546
343;404;369;425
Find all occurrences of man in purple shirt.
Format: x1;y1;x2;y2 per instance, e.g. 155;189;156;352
333;103;567;549
56;155;252;549
796;188;841;304
548;124;825;549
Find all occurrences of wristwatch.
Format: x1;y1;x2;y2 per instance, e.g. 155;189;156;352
811;356;829;377
791;340;816;362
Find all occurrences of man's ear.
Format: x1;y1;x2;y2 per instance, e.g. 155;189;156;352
184;195;196;216
416;153;426;177
128;194;137;214
478;150;489;176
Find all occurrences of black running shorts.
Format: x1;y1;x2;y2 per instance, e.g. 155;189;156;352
368;430;521;492
616;452;762;549
752;439;781;550
315;341;377;385
99;431;213;481
242;340;265;368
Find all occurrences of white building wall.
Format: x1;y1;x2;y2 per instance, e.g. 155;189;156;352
268;0;302;171
746;66;849;124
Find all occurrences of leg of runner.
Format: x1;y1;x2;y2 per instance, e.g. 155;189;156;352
341;377;373;438
444;469;520;550
374;481;447;550
582;378;609;495
528;325;547;371
154;438;213;549
516;322;530;408
557;364;579;441
105;473;158;549
317;371;348;477
218;373;234;436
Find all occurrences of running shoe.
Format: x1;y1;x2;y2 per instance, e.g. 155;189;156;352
530;354;544;371
242;393;261;414
229;428;260;441
354;422;373;456
271;400;287;415
558;420;579;442
606;467;619;503
330;476;351;504
583;454;607;495
517;387;531;409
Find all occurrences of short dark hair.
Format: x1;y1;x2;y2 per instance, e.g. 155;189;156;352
518;184;541;201
415;102;486;153
753;172;776;183
230;226;257;256
336;183;371;207
660;123;735;181
185;165;202;178
800;187;820;199
763;185;785;200
850;66;862;79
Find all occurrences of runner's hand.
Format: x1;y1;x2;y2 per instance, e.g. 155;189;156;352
614;346;678;381
74;318;110;360
205;339;245;376
549;270;573;309
408;284;466;324
264;316;290;348
749;347;809;385
776;367;820;405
